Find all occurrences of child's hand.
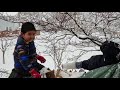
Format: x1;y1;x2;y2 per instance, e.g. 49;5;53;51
36;55;46;63
29;68;41;78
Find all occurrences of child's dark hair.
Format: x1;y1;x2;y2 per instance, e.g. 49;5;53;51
21;22;36;34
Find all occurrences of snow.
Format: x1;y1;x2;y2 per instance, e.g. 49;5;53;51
0;33;102;78
59;71;85;78
2;12;18;16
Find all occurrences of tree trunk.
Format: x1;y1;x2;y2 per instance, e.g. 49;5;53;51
3;51;5;64
54;62;57;69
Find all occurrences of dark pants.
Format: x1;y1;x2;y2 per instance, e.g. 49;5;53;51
9;69;27;78
76;55;120;70
9;63;44;78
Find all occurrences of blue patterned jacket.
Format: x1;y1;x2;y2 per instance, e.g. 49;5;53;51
13;36;40;73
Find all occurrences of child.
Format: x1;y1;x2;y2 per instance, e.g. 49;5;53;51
9;22;47;78
62;41;120;70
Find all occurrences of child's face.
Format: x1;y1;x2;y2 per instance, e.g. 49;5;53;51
22;31;36;43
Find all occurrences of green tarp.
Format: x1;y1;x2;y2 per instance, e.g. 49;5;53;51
80;62;120;78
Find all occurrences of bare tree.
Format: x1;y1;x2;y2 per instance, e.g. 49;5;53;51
1;12;120;66
35;30;94;69
0;37;14;64
33;12;120;67
35;32;69;69
34;12;120;45
2;12;120;42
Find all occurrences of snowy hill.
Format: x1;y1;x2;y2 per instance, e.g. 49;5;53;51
0;32;102;78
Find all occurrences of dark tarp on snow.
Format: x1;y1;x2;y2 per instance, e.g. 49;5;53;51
80;62;120;78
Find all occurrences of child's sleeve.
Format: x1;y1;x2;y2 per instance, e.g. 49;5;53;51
15;45;34;71
79;55;105;70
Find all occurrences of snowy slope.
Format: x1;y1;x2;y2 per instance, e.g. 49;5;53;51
0;34;102;78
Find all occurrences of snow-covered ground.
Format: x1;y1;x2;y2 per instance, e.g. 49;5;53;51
0;33;103;78
59;69;87;78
